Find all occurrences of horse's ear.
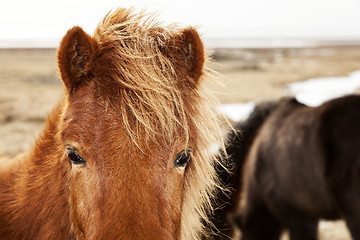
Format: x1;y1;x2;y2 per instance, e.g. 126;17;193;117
57;26;96;91
170;27;205;87
182;28;205;85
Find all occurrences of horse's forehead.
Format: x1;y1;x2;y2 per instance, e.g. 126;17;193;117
63;98;181;149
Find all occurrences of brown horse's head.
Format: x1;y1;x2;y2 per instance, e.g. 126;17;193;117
57;9;224;240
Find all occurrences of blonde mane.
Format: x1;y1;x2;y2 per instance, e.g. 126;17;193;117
88;9;226;239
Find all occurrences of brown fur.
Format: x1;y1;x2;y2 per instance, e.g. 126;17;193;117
57;26;97;91
0;8;226;240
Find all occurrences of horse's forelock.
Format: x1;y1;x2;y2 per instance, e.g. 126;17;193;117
89;9;208;147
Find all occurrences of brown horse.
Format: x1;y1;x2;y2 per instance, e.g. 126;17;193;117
0;9;226;240
234;95;360;240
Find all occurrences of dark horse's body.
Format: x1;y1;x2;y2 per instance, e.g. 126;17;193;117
207;98;296;239
210;95;360;240
237;95;360;240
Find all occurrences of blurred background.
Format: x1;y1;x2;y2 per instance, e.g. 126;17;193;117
1;1;359;239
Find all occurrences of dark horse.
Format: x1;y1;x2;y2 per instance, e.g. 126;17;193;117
206;98;295;239
208;95;360;240
233;95;360;240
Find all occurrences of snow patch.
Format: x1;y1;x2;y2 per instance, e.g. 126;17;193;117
287;71;360;106
219;70;360;122
218;102;255;122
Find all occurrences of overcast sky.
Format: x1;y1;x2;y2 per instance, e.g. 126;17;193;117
1;0;360;47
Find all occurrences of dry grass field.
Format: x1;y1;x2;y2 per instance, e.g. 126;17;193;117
0;46;359;239
210;46;360;103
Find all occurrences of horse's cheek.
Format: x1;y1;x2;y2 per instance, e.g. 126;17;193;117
68;168;101;238
165;169;187;226
170;170;186;208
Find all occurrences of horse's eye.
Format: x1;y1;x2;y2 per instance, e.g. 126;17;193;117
66;147;86;166
174;149;192;168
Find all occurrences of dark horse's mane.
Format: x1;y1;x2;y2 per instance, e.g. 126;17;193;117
207;97;300;239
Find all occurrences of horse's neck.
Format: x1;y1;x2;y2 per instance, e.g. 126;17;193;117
0;101;72;239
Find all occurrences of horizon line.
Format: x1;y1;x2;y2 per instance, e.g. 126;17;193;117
1;37;360;49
